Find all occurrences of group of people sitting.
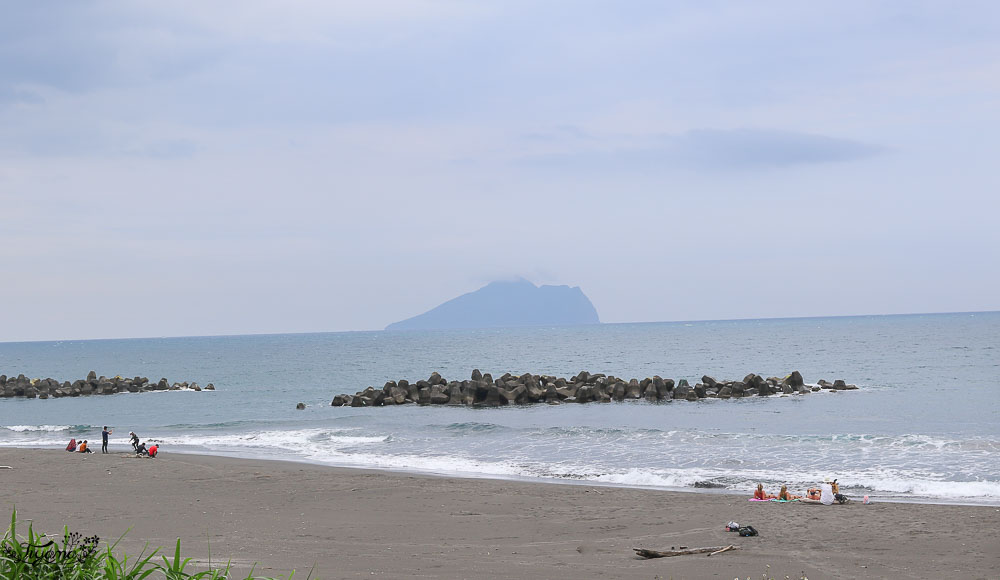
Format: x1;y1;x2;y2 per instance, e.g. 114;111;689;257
753;479;847;504
65;438;91;453
65;431;159;458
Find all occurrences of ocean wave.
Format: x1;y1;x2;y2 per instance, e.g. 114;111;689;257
4;424;74;432
442;422;507;433
162;420;260;430
3;421;997;503
289;450;1000;502
3;424;94;434
0;437;995;503
159;428;390;451
299;449;528;479
287;450;1000;501
835;473;1000;499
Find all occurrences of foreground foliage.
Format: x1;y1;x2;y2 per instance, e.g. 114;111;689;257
1;509;302;579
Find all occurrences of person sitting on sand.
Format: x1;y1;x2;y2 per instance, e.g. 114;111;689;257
777;485;801;500
830;479;849;503
806;487;821;500
148;443;159;458
820;480;835;505
78;440;92;453
66;438;77;452
753;483;776;500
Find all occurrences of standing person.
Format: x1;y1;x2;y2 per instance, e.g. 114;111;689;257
129;431;140;452
102;426;112;454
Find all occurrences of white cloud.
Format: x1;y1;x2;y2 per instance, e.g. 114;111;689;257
0;0;998;340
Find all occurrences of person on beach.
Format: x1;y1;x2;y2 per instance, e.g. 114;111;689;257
819;480;835;505
78;440;92;453
806;487;821;500
753;483;776;500
147;443;159;458
778;485;801;500
830;479;849;503
66;438;77;452
129;431;140;452
102;426;112;453
135;442;147;456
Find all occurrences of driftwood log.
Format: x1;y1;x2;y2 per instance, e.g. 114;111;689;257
634;545;739;559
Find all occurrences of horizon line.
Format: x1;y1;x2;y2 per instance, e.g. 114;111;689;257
1;308;997;345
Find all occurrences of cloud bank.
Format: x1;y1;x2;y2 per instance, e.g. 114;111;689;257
0;1;998;340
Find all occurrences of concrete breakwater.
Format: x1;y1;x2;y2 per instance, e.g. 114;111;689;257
0;371;214;399
331;369;858;407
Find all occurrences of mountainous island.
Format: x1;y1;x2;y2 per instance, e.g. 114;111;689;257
385;279;600;331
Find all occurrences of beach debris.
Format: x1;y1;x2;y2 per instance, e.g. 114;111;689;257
296;402;306;410
738;525;759;537
331;369;859;407
634;545;740;559
0;372;213;399
695;480;726;488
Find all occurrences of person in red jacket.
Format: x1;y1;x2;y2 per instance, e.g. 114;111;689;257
147;444;159;458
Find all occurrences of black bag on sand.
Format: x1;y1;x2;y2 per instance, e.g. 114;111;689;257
738;525;758;537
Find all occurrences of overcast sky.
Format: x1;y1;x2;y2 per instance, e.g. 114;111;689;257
2;1;998;341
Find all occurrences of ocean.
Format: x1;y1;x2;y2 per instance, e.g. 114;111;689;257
2;312;998;505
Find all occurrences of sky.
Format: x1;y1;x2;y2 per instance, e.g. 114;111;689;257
2;1;999;341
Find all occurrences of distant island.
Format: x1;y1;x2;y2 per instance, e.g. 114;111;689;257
385;279;600;331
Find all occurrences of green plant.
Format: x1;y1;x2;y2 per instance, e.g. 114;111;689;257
1;508;297;579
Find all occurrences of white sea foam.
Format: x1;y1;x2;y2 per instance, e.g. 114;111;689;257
291;447;1000;502
160;428;389;451
3;421;998;504
840;474;1000;499
302;450;528;479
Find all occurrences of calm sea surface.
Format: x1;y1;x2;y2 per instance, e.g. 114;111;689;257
2;312;998;505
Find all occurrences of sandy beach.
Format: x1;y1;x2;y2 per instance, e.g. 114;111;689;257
1;448;997;579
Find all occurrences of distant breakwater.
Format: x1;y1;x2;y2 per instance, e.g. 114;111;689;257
0;371;214;399
331;369;858;407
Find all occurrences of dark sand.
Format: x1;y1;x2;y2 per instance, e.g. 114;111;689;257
1;448;997;579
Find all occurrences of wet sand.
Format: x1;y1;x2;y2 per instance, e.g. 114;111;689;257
1;448;997;579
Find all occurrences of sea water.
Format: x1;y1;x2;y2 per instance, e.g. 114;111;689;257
1;312;998;505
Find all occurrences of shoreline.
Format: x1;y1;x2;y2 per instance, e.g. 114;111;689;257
3;448;998;579
5;443;997;508
154;447;1000;508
